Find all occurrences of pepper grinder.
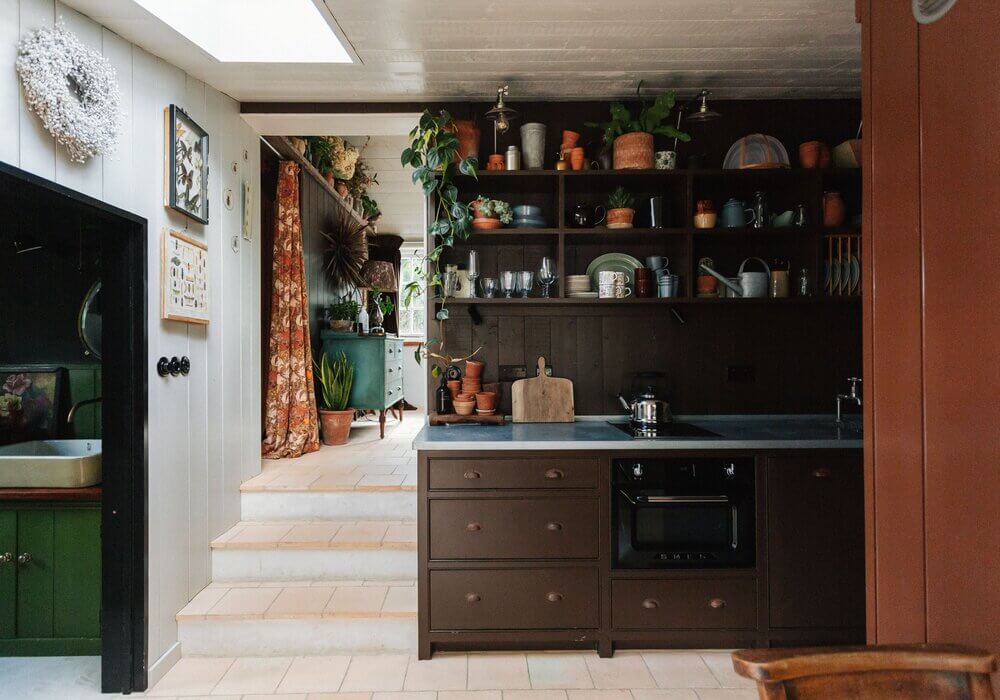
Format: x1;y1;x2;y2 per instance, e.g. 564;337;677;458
467;250;480;298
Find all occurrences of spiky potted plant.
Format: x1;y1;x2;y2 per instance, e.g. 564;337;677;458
315;351;355;445
606;186;636;228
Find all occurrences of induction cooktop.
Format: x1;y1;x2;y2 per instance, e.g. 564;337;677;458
608;421;722;439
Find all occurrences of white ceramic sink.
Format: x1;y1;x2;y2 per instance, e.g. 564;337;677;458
0;439;102;488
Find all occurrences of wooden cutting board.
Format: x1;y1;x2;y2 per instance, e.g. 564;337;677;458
511;357;575;423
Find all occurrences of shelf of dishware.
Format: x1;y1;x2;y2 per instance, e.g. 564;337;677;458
433;296;860;306
456;168;860;179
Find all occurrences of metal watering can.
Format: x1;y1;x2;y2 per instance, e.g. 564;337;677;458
698;257;771;298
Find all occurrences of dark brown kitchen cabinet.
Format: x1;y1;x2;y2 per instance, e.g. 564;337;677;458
766;454;865;630
428;456;598;490
612;578;757;630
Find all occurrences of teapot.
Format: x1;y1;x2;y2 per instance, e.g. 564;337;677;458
570;203;606;228
618;387;672;426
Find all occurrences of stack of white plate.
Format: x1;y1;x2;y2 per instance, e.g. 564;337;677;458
567;274;596;298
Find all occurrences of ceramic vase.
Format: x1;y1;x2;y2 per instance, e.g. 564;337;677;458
520;123;546;169
799;140;822;168
613;131;654;170
823;191;846;227
607;207;635;228
451;120;481;163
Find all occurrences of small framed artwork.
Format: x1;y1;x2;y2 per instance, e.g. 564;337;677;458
161;228;209;324
164;104;210;224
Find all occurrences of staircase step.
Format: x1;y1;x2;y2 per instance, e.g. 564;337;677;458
177;580;416;655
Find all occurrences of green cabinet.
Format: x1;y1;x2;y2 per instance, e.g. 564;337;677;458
320;331;404;438
0;502;101;655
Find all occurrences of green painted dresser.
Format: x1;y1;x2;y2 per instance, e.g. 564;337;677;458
0;496;101;655
319;330;404;438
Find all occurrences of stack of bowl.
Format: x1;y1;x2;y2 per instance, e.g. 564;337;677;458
513;204;546;229
567;274;596;298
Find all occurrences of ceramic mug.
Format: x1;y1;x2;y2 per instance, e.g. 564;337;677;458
645;256;668;271
720;198;755;228
655;150;677;170
599;283;632;299
598;270;630;286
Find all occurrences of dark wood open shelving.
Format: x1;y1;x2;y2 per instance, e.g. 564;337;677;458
434;296;859;306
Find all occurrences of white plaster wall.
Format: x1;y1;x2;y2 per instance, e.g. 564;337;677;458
0;0;261;682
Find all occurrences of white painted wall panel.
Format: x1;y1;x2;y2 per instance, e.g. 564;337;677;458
2;2;260;683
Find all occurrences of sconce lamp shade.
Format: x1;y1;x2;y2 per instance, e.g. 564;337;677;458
361;260;398;292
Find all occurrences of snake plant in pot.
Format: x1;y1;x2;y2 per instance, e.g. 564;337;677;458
315;351;355;445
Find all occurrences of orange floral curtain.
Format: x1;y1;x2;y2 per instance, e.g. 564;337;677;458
262;161;319;459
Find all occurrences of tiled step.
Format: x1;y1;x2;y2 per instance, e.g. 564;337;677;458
241;488;417;521
177;580;417;655
211;521;417;582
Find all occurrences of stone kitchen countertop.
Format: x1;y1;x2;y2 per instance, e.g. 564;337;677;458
414;415;862;451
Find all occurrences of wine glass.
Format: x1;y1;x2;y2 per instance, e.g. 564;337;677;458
517;271;534;298
467;250;480;298
480;277;498;298
537;256;558;298
499;270;516;299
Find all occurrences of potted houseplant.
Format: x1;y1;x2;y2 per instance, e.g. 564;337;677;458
369;289;394;335
606;187;636;228
327;296;360;332
586;83;690;170
315;351;355;446
307;136;336;183
470;196;513;230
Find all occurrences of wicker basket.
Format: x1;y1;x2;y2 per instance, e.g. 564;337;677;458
613;132;653;170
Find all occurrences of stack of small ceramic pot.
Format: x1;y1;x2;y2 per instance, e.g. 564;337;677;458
560;130;580;165
462;360;483;397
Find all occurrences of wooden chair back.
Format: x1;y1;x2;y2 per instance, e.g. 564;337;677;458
732;645;997;699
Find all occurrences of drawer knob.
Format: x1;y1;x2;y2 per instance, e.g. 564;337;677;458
17;552;32;565
546;522;563;532
812;468;832;478
546;592;563;603
463;470;481;480
709;598;726;609
465;593;481;603
466;522;482;532
544;468;565;480
0;552;12;565
642;598;660;609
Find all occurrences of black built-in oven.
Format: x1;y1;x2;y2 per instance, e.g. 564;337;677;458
613;457;755;568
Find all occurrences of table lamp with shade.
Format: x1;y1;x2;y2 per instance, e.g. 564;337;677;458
360;259;398;336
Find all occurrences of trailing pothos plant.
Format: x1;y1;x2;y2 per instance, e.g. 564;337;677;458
400;109;483;376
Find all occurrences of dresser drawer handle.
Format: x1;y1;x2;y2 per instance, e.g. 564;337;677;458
812;468;832;478
465;592;481;603
544;468;565;480
466;522;482;532
464;470;481;480
642;598;660;609
546;592;563;603
546;521;563;532
709;598;726;609
388;367;394;373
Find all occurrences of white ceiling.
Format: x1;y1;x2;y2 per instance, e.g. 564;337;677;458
63;0;861;102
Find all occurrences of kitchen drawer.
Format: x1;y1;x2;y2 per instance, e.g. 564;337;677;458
430;568;599;630
429;498;598;560
428;456;598;490
612;578;757;630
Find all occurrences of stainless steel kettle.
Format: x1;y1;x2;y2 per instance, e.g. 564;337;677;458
618;386;672;426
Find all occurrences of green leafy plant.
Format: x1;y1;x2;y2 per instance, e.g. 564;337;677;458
314;351;354;411
360;193;380;221
327;296;360;322
399;109;483;375
372;289;395;316
607;186;635;210
585;82;691;145
306;136;334;175
472;196;513;224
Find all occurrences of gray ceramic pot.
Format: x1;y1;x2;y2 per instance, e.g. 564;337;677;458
520;122;546;169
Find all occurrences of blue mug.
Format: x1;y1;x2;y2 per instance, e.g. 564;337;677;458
720;198;756;228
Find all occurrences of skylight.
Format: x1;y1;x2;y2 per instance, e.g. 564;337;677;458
133;0;353;63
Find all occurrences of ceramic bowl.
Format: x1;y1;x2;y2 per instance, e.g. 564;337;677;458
453;400;476;416
513;217;547;228
772;210;794;228
513;204;542;218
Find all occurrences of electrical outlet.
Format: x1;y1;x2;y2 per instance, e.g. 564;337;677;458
727;365;756;383
537;364;553;377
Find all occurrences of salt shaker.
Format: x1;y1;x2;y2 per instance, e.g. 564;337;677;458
505;144;521;170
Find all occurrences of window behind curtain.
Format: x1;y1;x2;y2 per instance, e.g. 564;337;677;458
398;251;425;338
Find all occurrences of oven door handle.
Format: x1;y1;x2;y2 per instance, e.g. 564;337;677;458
618;490;730;506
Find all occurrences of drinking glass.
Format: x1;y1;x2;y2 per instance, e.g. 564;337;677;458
516;271;534;298
467;250;480;298
499;270;517;298
480;277;498;298
537;256;558;298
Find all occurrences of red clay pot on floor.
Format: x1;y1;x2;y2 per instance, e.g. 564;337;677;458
319;409;353;446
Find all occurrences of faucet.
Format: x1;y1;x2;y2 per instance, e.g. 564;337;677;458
67;397;102;424
836;378;862;423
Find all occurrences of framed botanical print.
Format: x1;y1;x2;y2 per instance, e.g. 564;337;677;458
164;104;209;224
161;228;209;324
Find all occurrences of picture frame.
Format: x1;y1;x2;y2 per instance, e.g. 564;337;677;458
164;104;210;224
161;228;209;324
0;365;66;441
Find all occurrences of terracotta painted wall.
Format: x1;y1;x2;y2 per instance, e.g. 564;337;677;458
861;0;1000;654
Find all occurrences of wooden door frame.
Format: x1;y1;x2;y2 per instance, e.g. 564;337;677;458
0;162;149;693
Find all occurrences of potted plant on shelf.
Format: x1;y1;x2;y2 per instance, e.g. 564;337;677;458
586;82;690;170
307;136;335;183
369;289;395;335
606;187;636;228
470;196;513;230
315;351;355;446
327;296;360;332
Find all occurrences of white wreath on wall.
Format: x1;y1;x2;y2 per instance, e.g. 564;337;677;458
16;22;121;163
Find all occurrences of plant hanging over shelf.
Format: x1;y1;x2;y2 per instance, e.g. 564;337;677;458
400;109;483;375
585;81;691;145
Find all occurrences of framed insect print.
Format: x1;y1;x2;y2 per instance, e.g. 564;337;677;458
161;228;210;324
164;104;209;224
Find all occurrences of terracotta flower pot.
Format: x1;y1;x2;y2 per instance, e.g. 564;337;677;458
475;391;497;412
818;143;832;168
319;409;354;446
447;379;462;398
334;180;348;197
613;131;654;170
697;274;719;296
607;207;635;228
487;154;505;171
450;120;481;163
472;217;502;230
799;140;822;169
464;359;484;378
562;130;581;148
453;400;476;416
455;392;476;402
823;191;846;227
570;147;586;171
